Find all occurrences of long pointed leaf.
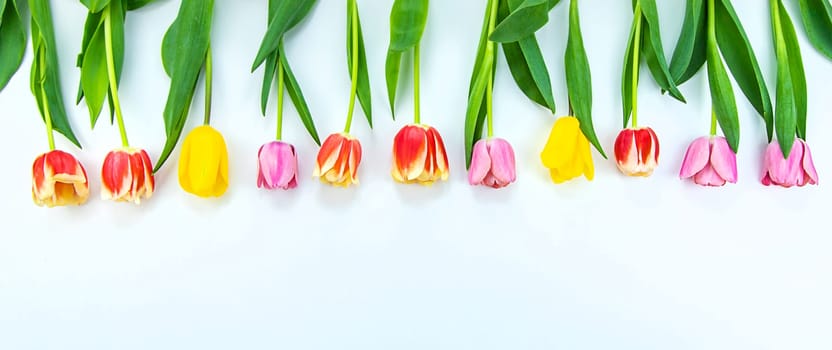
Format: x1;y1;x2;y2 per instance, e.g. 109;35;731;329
346;0;372;127
771;0;796;157
797;0;832;60
385;49;403;118
715;0;773;140
565;0;604;157
280;47;321;145
621;12;638;128
708;42;740;153
639;0;685;102
251;0;317;72
0;0;26;91
669;0;706;85
778;0;807;140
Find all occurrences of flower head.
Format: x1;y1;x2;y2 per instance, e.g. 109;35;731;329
468;138;516;189
257;141;298;190
540;116;594;183
32;150;90;207
679;136;737;187
762;139;818;187
178;125;229;197
392;124;449;185
313;133;362;187
614;126;660;177
101;148;155;203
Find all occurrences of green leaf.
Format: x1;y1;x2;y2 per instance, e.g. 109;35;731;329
465;0;497;167
155;0;213;172
346;0;372;127
621;11;638;128
771;0;796;157
565;0;604;157
29;0;81;147
260;51;278;116
489;0;550;43
499;0;555;113
0;0;27;91
707;38;740;153
80;0;111;12
797;0;832;60
384;49;402;118
669;0;706;85
778;0;807;140
503;37;556;113
126;0;156;10
714;0;773;140
639;0;685;102
280;46;321;145
251;0;317;72
77;0;125;128
389;0;428;51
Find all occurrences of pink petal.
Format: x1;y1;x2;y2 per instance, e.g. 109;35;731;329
679;137;710;179
467;140;491;185
694;164;726;187
800;140;819;185
709;137;738;183
762;142;789;185
488;138;517;184
273;143;299;188
783;140;805;187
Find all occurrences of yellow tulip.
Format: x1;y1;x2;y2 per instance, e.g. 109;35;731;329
540;116;594;184
178;125;229;197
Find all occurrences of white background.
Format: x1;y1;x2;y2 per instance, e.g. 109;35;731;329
1;0;830;349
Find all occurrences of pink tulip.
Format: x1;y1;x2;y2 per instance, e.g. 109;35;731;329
257;141;299;190
761;139;818;187
468;138;516;189
679;136;737;187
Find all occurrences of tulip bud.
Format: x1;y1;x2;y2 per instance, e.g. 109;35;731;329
614;127;660;177
391;124;449;185
679;136;737;187
257;141;299;190
468;138;516;189
101;148;156;203
32;150;90;207
540;116;594;184
313;133;362;187
761;139;818;187
178;125;230;198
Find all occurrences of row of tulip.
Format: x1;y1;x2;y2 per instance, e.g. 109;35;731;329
12;0;826;208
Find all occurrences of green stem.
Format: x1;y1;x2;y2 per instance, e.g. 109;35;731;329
631;1;642;128
485;0;498;138
344;0;359;134
203;45;213;125
413;42;421;125
710;109;718;136
104;7;129;147
276;55;285;140
708;0;718;137
41;85;55;150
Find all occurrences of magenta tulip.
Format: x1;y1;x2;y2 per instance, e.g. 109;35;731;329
761;139;818;187
468;138;516;189
257;141;299;190
679;136;737;187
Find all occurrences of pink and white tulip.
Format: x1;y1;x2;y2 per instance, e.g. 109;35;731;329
257;141;299;190
761;139;818;187
468;138;516;189
679;136;737;187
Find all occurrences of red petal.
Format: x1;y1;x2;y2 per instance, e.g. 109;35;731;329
614;129;635;163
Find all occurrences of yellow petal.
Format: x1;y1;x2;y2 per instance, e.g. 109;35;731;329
578;131;595;181
541;117;580;169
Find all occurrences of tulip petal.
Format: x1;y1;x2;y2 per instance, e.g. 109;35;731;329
694;164;726;187
489;138;516;184
578;132;594;181
783;140;804;187
800;140;819;185
679;137;711;179
709;137;738;183
541;117;579;169
762;142;788;185
316;134;346;177
467;140;490;185
430;127;450;180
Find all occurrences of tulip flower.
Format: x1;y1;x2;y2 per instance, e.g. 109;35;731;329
540;117;594;183
178;125;229;197
257;141;299;190
32;150;90;207
313;133;362;187
761;139;818;187
391;124;449;185
468;138;516;189
679;136;737;187
614;127;660;177
101;148;155;203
